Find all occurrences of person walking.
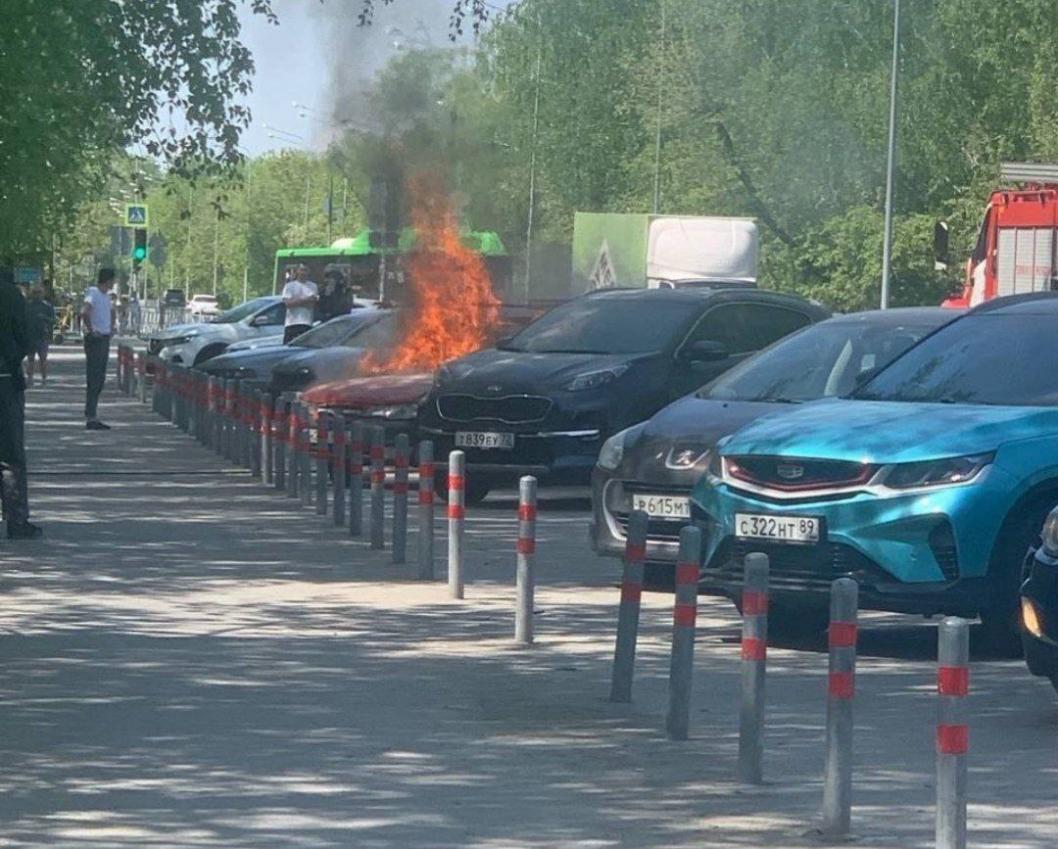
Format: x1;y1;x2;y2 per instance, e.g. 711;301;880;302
0;268;41;539
281;263;318;344
25;283;56;387
81;268;115;431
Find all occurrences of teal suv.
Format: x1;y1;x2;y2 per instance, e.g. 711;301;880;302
691;294;1058;646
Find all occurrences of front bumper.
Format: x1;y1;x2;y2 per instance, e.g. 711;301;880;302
590;467;693;565
1021;547;1058;678
694;467;1014;616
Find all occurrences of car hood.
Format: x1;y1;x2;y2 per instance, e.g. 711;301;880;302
303;373;433;408
228;334;284;352
720;398;1058;463
153;321;239;342
200;347;295;374
438;349;653;393
272;347;367;383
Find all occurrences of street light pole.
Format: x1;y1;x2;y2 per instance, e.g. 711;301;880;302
212;206;220;296
524;12;543;303
880;0;900;309
652;0;667;215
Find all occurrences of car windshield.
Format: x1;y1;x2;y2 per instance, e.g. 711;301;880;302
500;297;696;354
210;297;274;324
341;313;397;349
701;316;943;403
289;312;378;349
855;313;1058;406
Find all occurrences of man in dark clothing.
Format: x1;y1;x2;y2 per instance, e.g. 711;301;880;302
0;268;41;538
81;268;115;430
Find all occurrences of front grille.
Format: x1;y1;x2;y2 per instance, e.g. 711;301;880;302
437;394;552;424
928;521;960;582
612;482;693;544
705;538;892;594
727;455;876;492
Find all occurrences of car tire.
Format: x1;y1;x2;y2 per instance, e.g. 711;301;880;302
980;504;1052;656
434;472;491;507
193;344;227;367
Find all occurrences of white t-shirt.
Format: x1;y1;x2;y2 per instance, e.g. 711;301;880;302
84;286;113;335
282;279;318;327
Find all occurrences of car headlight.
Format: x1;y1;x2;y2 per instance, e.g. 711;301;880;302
597;423;643;472
705;448;723;480
1041;507;1058;557
160;335;195;346
565;364;630;392
881;453;994;490
362;404;419;420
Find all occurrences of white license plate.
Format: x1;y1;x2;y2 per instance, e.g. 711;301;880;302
632;494;691;519
455;431;515;450
735;513;821;544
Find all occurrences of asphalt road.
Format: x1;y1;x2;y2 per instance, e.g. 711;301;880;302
1;346;1055;848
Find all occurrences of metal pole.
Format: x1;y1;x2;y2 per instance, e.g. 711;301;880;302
447;450;466;599
610;511;648;703
327;173;334;245
524;11;543;302
822;578;859;836
250;389;262;478
392;434;410;564
332;414;347;526
369;426;385;550
738;552;769;785
260;392;273;484
880;0;900;309
515;476;537;646
212;207;220;296
287;399;300;499
315;411;329;515
666;525;702;741
936;617;969;849
299;403;313;508
652;0;667;215
273;395;288;490
348;421;364;537
417;440;435;580
184;185;193;298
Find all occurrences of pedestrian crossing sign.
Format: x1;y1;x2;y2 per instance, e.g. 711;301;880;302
124;204;149;228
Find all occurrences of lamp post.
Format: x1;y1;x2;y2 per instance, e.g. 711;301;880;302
880;0;901;309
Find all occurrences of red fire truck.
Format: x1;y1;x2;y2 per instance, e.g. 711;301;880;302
943;162;1058;308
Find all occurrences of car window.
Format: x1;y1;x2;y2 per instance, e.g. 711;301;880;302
342;314;397;349
686;302;812;355
291;313;374;348
212;297;274;324
855;313;1058;405
253;302;286;327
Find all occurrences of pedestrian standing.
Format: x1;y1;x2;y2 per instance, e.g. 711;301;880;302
281;263;318;344
24;284;55;387
81;268;115;431
0;268;41;539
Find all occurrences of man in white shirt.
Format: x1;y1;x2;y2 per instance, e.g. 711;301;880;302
281;264;319;344
80;268;115;431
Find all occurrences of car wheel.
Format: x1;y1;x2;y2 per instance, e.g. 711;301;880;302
193;344;227;367
434;471;491;506
980;504;1052;656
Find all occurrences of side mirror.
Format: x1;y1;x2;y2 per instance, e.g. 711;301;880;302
933;221;950;271
680;339;729;363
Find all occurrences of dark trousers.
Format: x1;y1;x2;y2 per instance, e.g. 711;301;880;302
84;334;110;420
0;378;28;526
284;324;311;344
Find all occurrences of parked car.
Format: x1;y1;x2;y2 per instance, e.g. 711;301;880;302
187;293;221;318
691;292;1058;647
270;310;397;395
225;333;285;353
592;308;958;588
198;311;387;390
162;288;187;308
1021;506;1058;690
147;296;284;366
418;287;829;503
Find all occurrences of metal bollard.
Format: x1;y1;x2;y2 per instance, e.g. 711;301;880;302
260;392;273;484
240;384;254;468
738;552;769;785
232;379;245;463
515;475;537;646
369;426;385;550
286;398;300;498
137;353;147;403
610;511;648;703
315;411;329;515
417;440;435;580
666;525;703;740
392;434;410;563
250;389;262;478
936;617;969;849
822;578;859;836
221;379;234;460
273;395;288;490
348;420;364;537
150;357;160;414
207;376;220;452
299;403;313;508
332;414;347;526
447;450;466;598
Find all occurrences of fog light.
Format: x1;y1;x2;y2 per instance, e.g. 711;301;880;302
1022;597;1044;639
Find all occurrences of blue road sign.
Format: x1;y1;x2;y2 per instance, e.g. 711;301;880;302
124;204;149;228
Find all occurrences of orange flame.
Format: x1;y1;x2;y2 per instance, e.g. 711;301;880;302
364;172;500;373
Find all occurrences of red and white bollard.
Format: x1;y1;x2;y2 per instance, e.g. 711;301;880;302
609;510;648;703
447;450;465;599
822;577;859;836
417;440;435;580
392;434;410;564
515;475;537;646
738;552;769;785
347;420;364;537
666;525;702;740
136;352;147;403
331;413;346;526
369;426;385;549
936;617;969;849
315;411;329;516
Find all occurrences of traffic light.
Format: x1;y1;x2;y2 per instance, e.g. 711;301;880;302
132;228;148;265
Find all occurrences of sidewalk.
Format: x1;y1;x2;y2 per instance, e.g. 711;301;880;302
1;347;1055;848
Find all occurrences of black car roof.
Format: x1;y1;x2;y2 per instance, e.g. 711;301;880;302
968;291;1058;315
580;285;829;314
826;306;959;326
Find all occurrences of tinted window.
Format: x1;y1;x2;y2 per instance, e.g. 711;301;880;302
702;317;942;403
342;314;397;349
502;297;696;354
212;297;274;324
855;313;1058;405
687;303;812;354
253;302;286;327
291;313;376;349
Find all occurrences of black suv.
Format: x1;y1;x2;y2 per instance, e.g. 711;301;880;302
418;287;829;502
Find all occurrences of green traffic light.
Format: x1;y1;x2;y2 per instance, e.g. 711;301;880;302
133;246;147;261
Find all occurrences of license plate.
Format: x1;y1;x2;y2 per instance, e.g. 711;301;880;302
632;494;691;519
455;431;515;450
735;513;822;544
